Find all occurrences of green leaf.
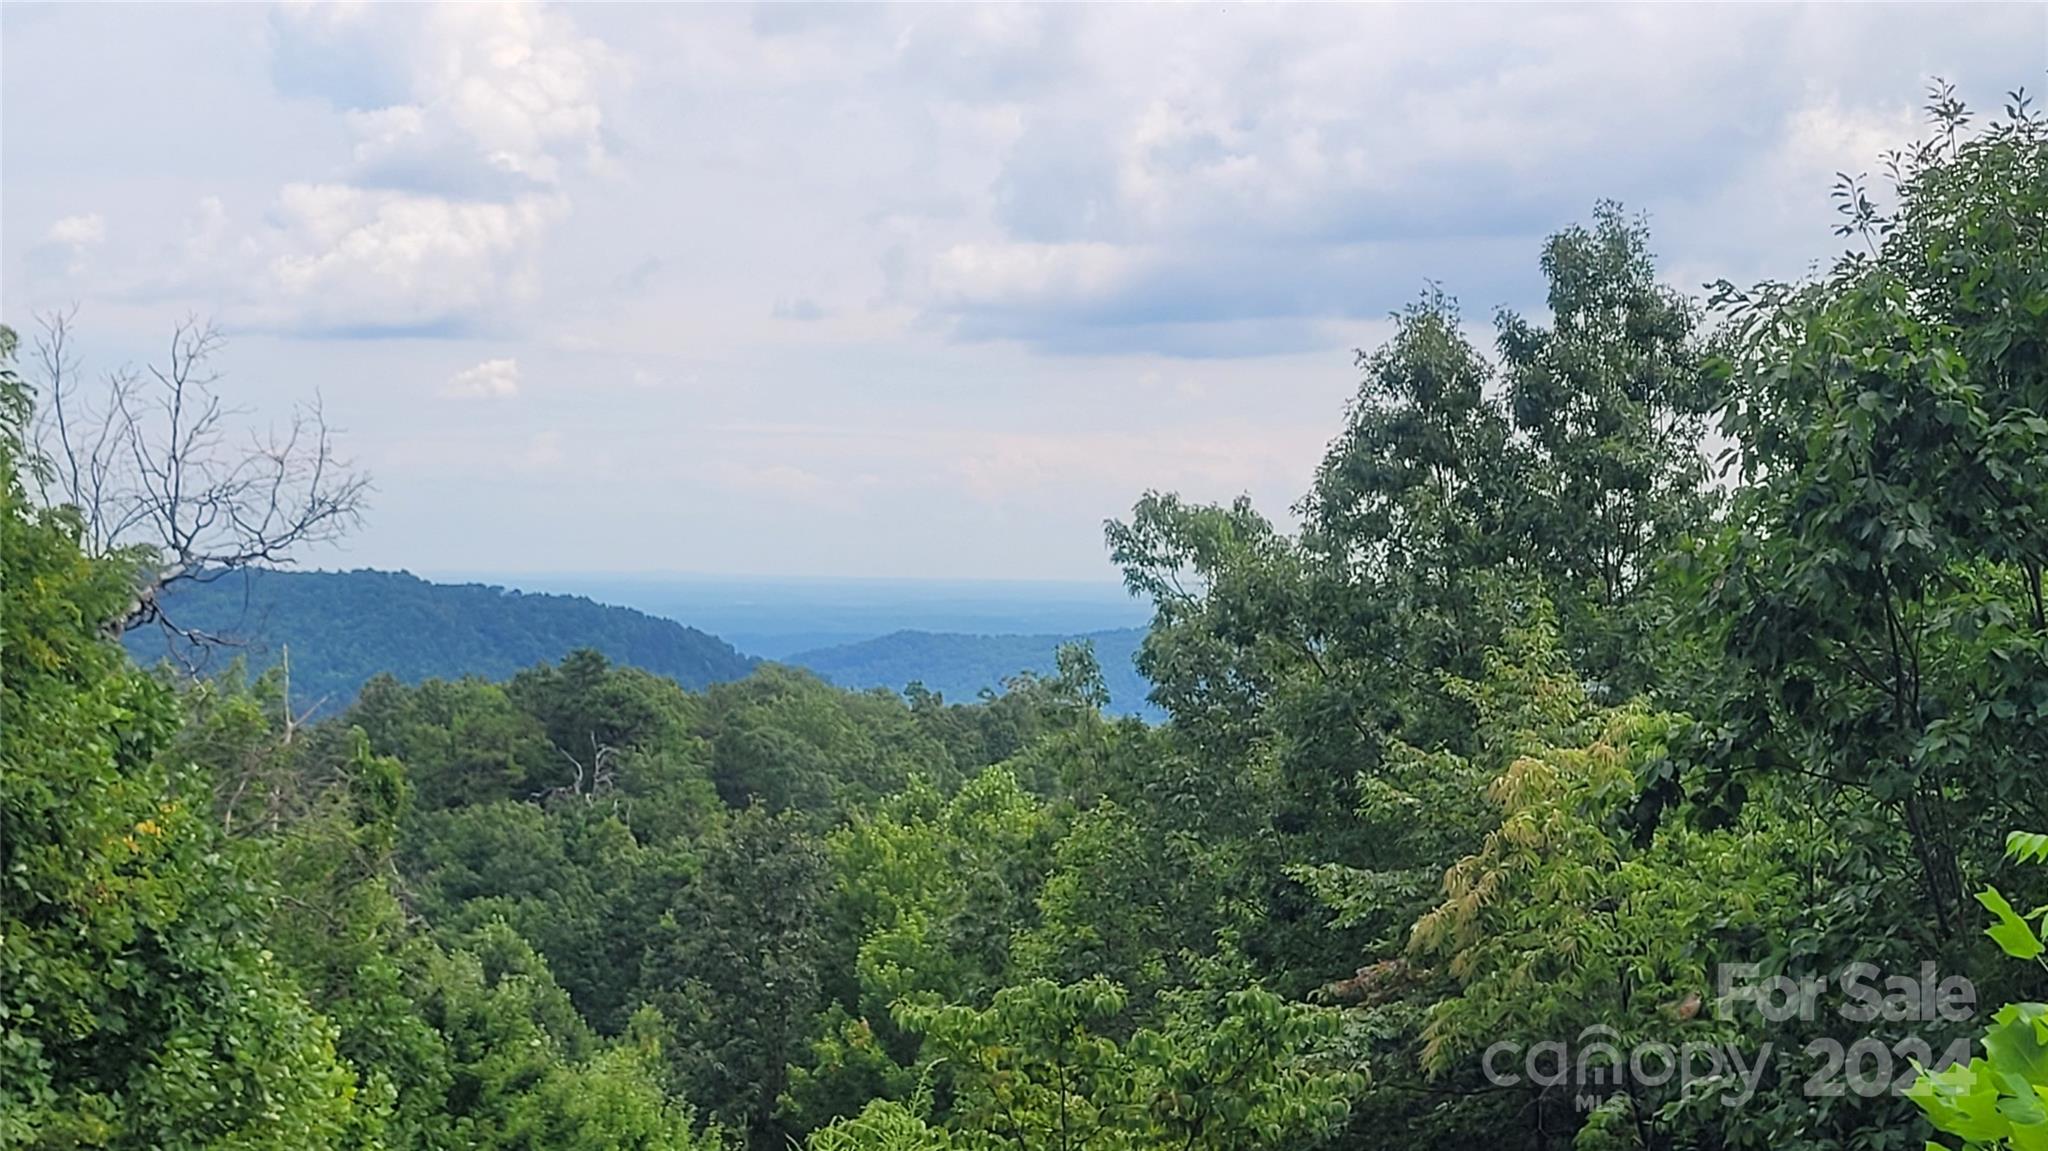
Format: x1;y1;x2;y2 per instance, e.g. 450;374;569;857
1981;888;2046;961
1909;1059;2015;1142
1987;1004;2048;1089
2008;831;2048;866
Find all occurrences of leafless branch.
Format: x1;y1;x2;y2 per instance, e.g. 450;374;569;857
536;736;621;806
27;310;371;646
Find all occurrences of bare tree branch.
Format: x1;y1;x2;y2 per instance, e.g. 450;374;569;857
28;311;371;648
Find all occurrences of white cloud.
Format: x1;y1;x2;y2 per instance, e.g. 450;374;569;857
276;1;615;191
5;2;2042;578
421;3;612;185
443;357;522;399
344;104;429;166
256;185;562;332
48;212;106;247
111;1;627;334
852;4;2042;355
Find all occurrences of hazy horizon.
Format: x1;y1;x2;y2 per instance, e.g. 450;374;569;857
420;568;1137;591
424;568;1153;659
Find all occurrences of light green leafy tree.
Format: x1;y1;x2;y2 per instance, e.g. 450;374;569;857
804;978;1359;1151
785;769;1058;1133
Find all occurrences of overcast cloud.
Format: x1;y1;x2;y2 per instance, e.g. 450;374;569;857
4;3;2043;580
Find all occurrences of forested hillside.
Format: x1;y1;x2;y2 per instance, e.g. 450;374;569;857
121;568;758;714
5;87;2047;1151
787;628;1156;719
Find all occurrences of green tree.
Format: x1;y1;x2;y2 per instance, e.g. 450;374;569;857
827;977;1359;1151
643;808;831;1148
700;665;955;817
261;730;452;1150
1;326;358;1149
1684;87;2048;933
351;674;558;811
786;770;1061;1133
404;798;673;1035
1495;202;1720;697
1106;212;1719;1000
415;922;718;1151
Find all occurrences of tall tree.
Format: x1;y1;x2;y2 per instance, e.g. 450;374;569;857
1496;202;1720;697
643;807;831;1148
1107;209;1718;992
1686;86;2048;932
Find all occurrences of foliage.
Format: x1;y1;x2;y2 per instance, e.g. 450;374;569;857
826;770;1057;1016
694;662;1034;817
642;807;831;1147
1411;704;1803;1119
1494;202;1722;698
6;75;2045;1151
1909;832;2048;1150
1;327;358;1149
1681;86;2048;934
821;977;1360;1151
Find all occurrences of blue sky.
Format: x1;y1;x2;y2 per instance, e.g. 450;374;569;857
4;3;2043;580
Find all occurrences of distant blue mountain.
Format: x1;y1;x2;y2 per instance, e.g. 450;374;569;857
120;569;1165;721
428;572;1153;659
785;627;1158;719
123;569;757;714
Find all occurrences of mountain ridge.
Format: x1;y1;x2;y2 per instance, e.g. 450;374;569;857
123;568;1161;719
124;568;759;713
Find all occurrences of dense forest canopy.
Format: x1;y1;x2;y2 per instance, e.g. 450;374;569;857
3;84;2047;1151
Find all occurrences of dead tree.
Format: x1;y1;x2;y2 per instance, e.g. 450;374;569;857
537;736;621;808
28;309;370;653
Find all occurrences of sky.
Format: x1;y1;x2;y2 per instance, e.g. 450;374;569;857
3;3;2044;582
